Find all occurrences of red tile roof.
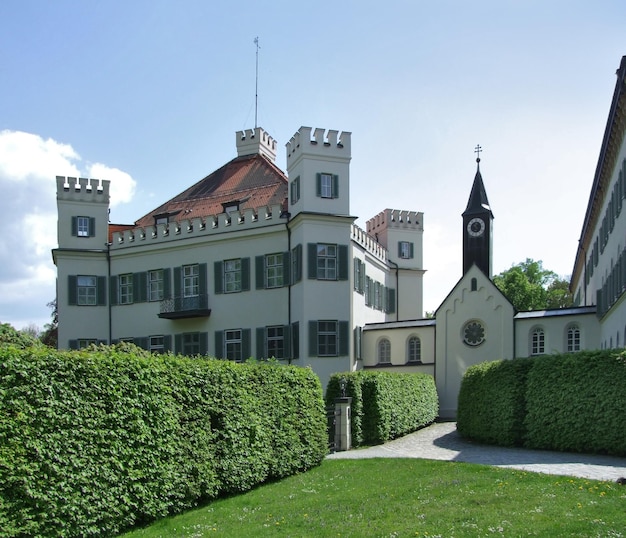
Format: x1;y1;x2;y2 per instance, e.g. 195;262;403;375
133;153;288;227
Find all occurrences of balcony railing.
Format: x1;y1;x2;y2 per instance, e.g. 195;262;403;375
158;294;211;319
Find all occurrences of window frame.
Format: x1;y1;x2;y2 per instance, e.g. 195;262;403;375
148;269;164;302
317;320;338;357
119;273;133;305
566;325;581;352
531;327;545;356
183;264;199;298
224;258;242;293
316;243;337;280
77;275;97;305
265;253;284;288
225;329;243;361
407;336;422;363
266;326;285;359
378;338;391;364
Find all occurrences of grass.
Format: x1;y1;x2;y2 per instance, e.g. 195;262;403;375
122;458;626;537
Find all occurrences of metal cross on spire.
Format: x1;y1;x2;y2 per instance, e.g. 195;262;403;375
474;144;482;163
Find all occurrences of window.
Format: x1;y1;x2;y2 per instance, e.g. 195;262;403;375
77;339;96;349
119;274;133;304
149;270;164;302
183;265;199;297
531;328;545;355
290;176;300;204
317;321;338;356
354;258;364;293
567;325;581;352
182;333;201;355
77;216;90;237
225;329;242;361
316;173;338;199
72;216;94;237
149;336;164;354
398;241;414;259
266;326;284;359
378;338;391;364
224;259;242;293
317;244;337;280
463;320;485;347
77;276;97;305
265;253;283;288
407;336;421;363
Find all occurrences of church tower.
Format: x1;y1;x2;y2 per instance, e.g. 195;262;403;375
462;148;494;276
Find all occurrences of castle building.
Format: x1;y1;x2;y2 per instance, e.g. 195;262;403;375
53;56;626;418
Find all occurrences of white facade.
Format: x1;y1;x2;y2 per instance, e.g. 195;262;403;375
53;56;626;416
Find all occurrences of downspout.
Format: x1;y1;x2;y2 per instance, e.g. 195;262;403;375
106;241;112;345
388;258;399;322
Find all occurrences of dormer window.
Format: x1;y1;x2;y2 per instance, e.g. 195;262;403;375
155;215;169;225
222;201;240;213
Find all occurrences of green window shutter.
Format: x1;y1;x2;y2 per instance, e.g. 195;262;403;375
199;263;208;296
68;275;77;305
292;322;299;359
89;217;96;237
333;174;339;198
255;255;265;290
256;327;265;359
164;335;172;353
214;261;223;294
307;243;317;279
293;244;302;283
354;326;362;360
133;272;147;303
308;321;318;356
316;173;322;197
282;324;290;360
200;332;208;356
282;251;290;286
387;288;396;314
174;266;182;298
360;261;365;292
242;328;251;360
175;334;182;354
71;217;78;236
398;242;403;258
339;321;349;356
364;276;371;306
215;331;224;358
97;276;107;306
410;242;414;259
338;244;348;280
241;258;250;291
110;275;118;306
163;268;171;298
69;339;78;350
134;337;148;350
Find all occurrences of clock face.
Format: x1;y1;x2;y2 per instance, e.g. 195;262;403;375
467;217;485;237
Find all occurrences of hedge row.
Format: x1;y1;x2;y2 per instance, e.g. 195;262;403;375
326;371;438;446
0;344;327;537
457;349;626;455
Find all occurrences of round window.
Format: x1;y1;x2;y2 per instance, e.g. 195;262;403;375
463;320;485;347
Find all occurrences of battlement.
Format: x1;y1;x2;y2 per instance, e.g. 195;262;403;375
56;176;110;202
351;224;388;263
110;203;285;250
366;209;423;234
286;126;351;162
236;127;277;162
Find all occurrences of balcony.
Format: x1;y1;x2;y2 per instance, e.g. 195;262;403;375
158;294;211;319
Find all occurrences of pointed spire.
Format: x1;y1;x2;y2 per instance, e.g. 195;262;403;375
463;145;493;217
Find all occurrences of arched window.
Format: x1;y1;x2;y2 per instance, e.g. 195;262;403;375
471;278;477;291
378;338;391;364
531;327;545;356
407;336;421;363
566;325;581;352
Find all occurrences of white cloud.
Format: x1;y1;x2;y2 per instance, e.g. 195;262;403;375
0;130;136;330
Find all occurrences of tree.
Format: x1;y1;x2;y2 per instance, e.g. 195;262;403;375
40;299;58;348
493;258;573;312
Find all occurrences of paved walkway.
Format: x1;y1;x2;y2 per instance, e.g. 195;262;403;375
327;422;626;482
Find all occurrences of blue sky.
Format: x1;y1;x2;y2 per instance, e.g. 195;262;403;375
0;0;624;330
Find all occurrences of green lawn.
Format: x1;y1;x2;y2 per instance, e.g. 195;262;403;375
122;458;626;537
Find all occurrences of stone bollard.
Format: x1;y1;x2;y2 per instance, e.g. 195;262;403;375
334;396;352;451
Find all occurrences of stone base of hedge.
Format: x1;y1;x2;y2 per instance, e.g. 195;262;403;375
0;344;327;537
326;371;438;446
457;349;626;456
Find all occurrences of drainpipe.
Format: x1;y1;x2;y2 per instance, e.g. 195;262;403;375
106;241;112;344
388;258;399;322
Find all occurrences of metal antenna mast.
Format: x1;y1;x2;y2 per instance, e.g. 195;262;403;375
254;36;260;129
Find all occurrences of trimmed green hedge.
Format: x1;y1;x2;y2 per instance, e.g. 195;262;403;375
457;350;626;456
0;344;327;537
326;371;438;446
457;358;532;446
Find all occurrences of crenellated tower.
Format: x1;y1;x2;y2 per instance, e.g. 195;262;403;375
235;127;277;162
286;126;351;217
56;176;111;249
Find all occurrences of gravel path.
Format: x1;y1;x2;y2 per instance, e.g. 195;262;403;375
326;422;626;482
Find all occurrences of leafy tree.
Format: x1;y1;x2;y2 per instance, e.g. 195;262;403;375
0;322;40;348
40;299;58;348
493;258;572;312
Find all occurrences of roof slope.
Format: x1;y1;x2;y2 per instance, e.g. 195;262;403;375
134;153;288;227
462;164;493;217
